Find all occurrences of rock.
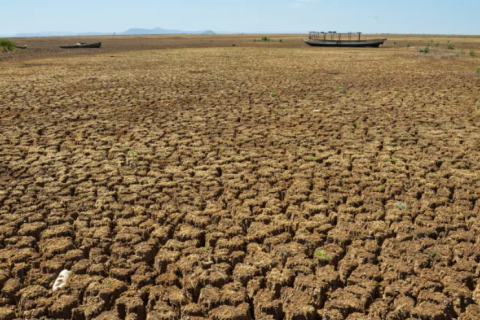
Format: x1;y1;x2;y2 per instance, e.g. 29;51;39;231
53;269;72;292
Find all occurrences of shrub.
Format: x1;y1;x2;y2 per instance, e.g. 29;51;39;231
337;86;344;93
447;43;455;50
476;101;480;110
279;39;283;43
257;37;274;43
435;43;439;47
459;49;465;55
126;150;139;166
421;44;430;54
315;250;330;261
406;43;411;48
305;307;316;315
476;67;480;73
0;39;15;52
395;201;407;210
469;50;475;57
270;91;276;98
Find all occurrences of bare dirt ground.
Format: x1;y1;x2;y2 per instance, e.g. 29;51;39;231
2;33;480;62
1;34;480;320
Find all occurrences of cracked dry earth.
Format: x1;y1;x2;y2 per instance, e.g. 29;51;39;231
1;45;480;320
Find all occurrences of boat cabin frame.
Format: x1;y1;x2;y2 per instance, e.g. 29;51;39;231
309;31;362;41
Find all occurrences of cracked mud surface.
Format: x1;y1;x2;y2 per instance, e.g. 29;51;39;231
1;38;480;320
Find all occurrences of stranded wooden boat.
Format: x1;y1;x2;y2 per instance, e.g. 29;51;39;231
304;32;386;48
304;39;387;48
60;42;101;49
15;45;27;49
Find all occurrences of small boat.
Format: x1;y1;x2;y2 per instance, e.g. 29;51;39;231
15;45;28;49
60;42;101;49
304;32;386;48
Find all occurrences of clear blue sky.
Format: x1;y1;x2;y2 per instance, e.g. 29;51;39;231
1;0;479;35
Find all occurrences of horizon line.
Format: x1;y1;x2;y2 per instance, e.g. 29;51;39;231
4;32;480;38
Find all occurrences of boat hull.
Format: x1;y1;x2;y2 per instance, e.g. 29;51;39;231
60;42;102;49
303;39;386;48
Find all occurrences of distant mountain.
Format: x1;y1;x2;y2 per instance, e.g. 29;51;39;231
121;27;215;35
13;31;113;37
14;31;77;37
8;27;215;38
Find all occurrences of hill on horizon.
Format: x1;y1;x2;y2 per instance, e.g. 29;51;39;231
8;27;216;38
122;27;215;35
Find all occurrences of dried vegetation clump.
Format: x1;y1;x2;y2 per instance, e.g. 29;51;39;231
0;39;15;52
1;36;480;319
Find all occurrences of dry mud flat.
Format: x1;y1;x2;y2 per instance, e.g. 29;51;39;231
3;33;479;64
1;43;480;320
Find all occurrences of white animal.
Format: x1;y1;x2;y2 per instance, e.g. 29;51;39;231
52;269;71;292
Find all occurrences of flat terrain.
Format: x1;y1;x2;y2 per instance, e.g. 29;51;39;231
2;33;480;62
1;34;480;320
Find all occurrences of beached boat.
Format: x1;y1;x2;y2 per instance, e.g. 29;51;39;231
15;45;28;49
60;42;101;49
304;32;386;48
304;39;387;48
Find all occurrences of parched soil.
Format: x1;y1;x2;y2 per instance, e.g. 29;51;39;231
2;33;480;63
1;36;480;320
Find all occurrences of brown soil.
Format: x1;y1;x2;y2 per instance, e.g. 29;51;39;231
1;34;480;320
2;33;480;63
